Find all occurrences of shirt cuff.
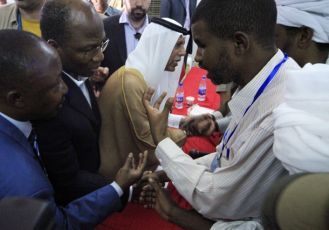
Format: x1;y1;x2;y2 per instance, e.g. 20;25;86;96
128;185;133;202
156;137;183;162
111;181;124;197
212;111;223;120
168;113;185;128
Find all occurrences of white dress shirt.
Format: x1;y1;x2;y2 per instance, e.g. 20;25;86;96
155;50;300;220
62;71;92;107
0;112;31;138
184;0;191;29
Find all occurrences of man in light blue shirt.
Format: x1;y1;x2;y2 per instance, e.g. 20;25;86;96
102;0;151;77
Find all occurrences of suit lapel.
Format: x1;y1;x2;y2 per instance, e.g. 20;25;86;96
117;19;127;63
62;74;100;128
85;80;101;123
190;0;196;15
180;0;186;8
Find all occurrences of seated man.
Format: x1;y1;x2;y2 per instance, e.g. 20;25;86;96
0;29;147;229
98;18;188;180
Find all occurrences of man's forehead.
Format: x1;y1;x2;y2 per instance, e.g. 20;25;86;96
67;10;104;37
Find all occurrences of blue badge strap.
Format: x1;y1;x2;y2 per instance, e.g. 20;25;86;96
220;53;288;159
17;11;22;31
243;53;288;116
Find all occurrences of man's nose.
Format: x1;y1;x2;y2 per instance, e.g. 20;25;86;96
180;47;186;57
135;0;142;6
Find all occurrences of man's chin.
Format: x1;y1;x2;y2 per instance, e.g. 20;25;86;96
207;73;229;85
131;13;146;21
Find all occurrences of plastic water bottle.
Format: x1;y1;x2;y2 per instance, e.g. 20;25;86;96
175;82;184;109
198;75;207;101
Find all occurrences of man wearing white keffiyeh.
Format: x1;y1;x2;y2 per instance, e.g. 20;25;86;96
275;0;329;66
98;18;189;180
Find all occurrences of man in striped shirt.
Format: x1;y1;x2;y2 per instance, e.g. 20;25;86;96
141;0;301;227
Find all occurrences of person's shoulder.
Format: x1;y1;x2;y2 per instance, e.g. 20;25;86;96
122;68;146;91
124;68;144;83
103;14;121;25
0;3;17;27
0;3;16;17
0;3;16;11
0;122;52;197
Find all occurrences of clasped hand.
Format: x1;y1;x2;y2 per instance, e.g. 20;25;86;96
115;151;148;191
138;171;178;221
180;113;218;136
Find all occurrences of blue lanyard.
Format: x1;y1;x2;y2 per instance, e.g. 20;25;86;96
220;53;288;159
17;11;22;31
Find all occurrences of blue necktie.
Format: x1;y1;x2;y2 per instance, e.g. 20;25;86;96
28;130;47;176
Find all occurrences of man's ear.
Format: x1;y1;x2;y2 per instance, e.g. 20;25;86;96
6;91;25;108
297;26;313;49
232;31;250;56
47;39;59;50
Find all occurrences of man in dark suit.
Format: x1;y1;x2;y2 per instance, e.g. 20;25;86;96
0;29;147;229
102;0;151;77
160;0;197;29
34;0;117;205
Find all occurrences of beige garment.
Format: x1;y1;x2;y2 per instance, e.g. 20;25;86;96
0;3;18;30
98;67;186;180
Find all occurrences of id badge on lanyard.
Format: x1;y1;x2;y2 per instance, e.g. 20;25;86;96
211;53;288;170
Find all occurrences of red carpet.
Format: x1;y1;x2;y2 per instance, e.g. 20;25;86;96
96;203;183;230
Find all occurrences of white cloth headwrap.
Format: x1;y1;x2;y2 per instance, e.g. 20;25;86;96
273;63;329;174
125;18;189;110
276;0;329;43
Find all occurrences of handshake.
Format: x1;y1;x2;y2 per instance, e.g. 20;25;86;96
113;151;179;222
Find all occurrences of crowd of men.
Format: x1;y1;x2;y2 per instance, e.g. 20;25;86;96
0;0;328;229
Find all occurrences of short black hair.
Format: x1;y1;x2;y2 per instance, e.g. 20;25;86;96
40;0;72;44
192;0;277;48
0;30;43;95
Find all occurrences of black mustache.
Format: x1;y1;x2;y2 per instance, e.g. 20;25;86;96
132;6;146;12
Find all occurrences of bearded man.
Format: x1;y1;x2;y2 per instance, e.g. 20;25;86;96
102;0;151;77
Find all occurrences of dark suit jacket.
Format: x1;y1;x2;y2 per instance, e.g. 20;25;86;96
102;14;127;77
0;114;122;229
34;73;108;205
160;0;197;27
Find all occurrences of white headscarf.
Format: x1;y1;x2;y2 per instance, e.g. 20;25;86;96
276;0;329;43
273;63;329;174
125;18;189;109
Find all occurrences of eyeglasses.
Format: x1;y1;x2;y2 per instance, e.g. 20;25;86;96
82;38;109;57
98;38;110;53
